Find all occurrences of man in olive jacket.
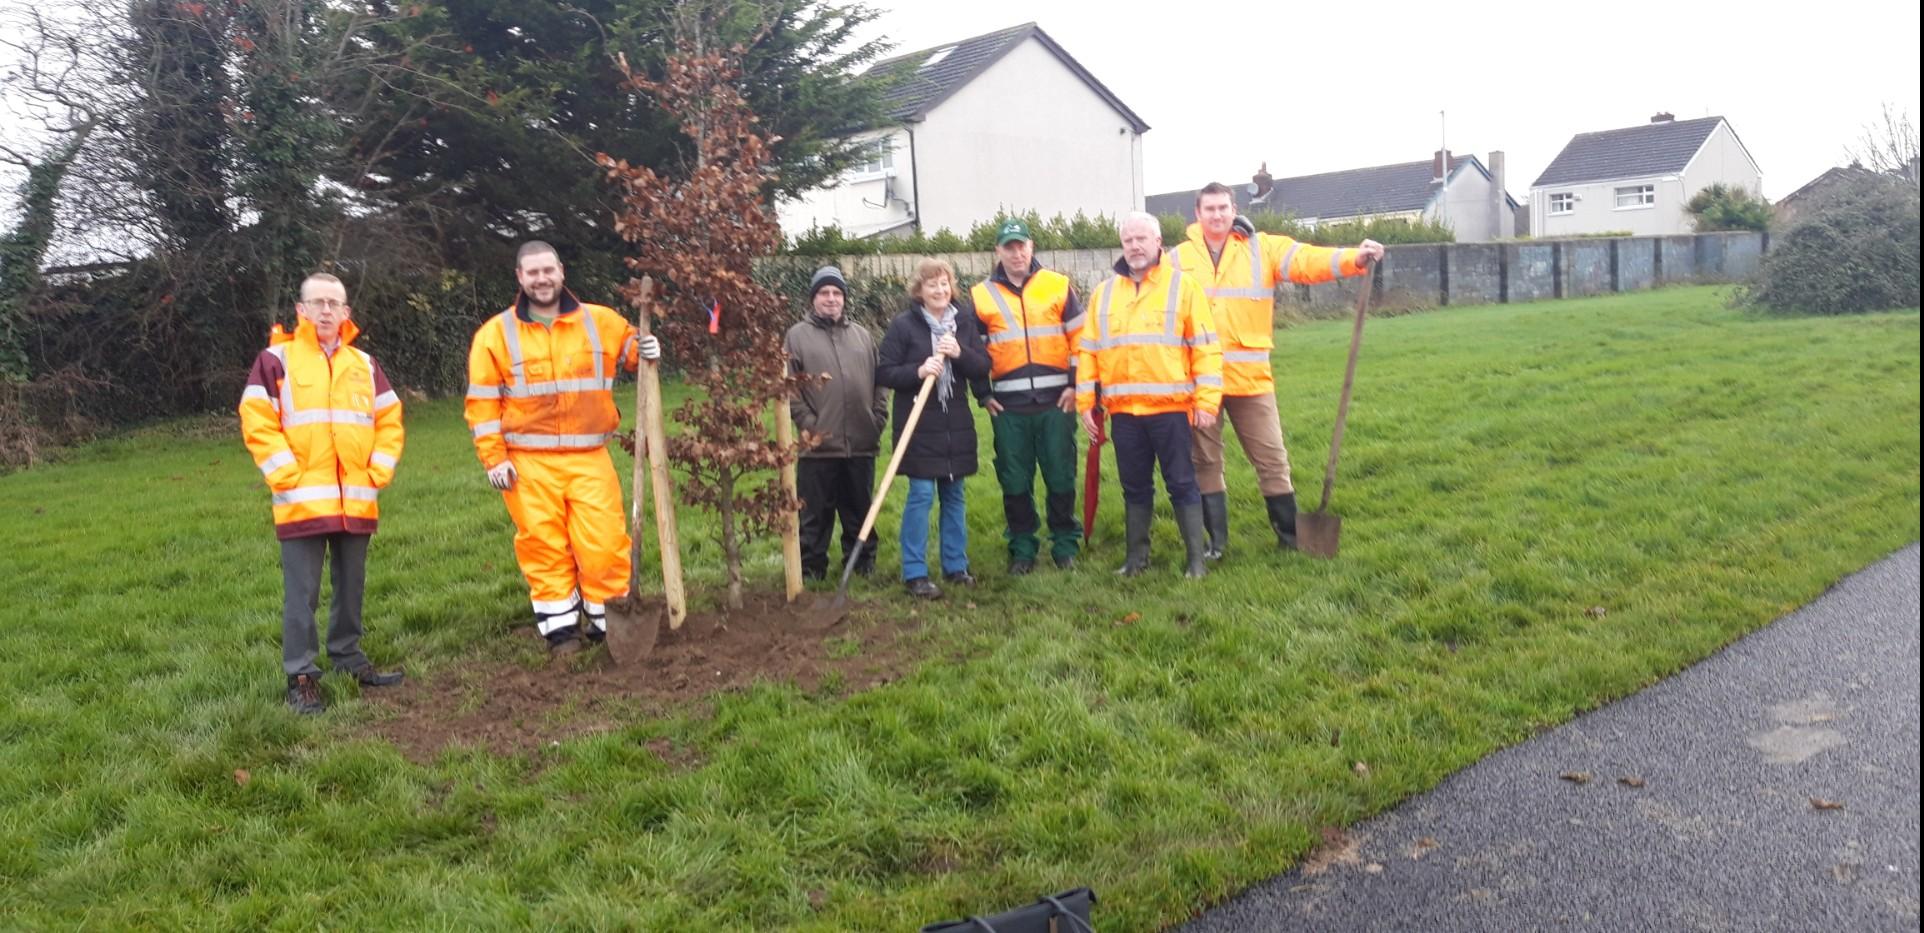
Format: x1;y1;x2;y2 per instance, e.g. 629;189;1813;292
786;266;889;579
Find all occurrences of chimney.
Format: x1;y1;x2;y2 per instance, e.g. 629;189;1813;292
1650;111;1675;124
1252;162;1273;201
1489;150;1507;239
1433;148;1451;182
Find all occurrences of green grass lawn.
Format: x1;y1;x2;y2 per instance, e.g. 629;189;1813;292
1;286;1917;930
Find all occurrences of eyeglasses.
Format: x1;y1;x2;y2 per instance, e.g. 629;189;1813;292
301;299;348;311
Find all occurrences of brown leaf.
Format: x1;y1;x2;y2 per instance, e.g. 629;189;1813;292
1409;837;1440;860
1618;776;1646;788
1352;761;1371;776
1585;606;1608;619
1811;798;1845;811
1560;771;1592;785
1115;611;1141;627
233;769;250;787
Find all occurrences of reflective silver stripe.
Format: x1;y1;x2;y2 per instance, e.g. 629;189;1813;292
581;309;606;385
503;378;615;398
1195;375;1224;387
1062;313;1087;335
498;311;526;388
1280;243;1301;283
373;390;400;411
466;384;503;399
991;373;1070;392
1223;350;1272;364
342;485;380;502
532;592;581;615
536;611;580;636
242;385;272;402
272;484;342;506
1330;248;1346;279
1097;333;1188;349
504;432;610;448
472;420;503;438
277;353;297;426
1076;380;1098;392
284;409;375;428
1167;247;1182;272
1101;382;1193;397
1248;236;1265;290
258;450;296;476
371;451;398;469
1186;331;1219;347
987;331;1028;345
1097;282;1114;342
619;334;637;363
984;282;1022;335
1164;270;1182;336
1205;287;1274;299
989;323;1066;345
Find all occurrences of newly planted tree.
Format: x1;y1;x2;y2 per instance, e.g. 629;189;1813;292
599;39;801;610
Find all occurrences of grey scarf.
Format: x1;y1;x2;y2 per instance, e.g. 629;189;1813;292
919;303;957;411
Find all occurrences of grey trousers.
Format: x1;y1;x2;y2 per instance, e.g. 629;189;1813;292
281;533;372;677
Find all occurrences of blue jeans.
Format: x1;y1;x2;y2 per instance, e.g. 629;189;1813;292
901;476;969;581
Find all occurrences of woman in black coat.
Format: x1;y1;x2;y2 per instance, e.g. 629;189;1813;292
874;258;992;600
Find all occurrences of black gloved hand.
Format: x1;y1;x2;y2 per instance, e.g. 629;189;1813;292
1231;214;1256;237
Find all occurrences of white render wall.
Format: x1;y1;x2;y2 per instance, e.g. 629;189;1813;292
910;37;1143;233
1681;121;1764;205
777;128;915;239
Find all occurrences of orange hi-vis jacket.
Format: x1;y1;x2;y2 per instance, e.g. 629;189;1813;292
1170;222;1370;396
1076;252;1223;419
465;290;640;468
971;262;1085;410
239;318;405;540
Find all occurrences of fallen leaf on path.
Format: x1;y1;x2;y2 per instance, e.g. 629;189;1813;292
1409;837;1440;860
1811;798;1845;811
1618;776;1646;788
1364;862;1384;874
1560;771;1592;785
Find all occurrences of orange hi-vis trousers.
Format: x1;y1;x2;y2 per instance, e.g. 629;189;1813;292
499;448;632;636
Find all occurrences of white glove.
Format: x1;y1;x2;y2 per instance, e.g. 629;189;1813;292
486;460;518;490
638;334;661;361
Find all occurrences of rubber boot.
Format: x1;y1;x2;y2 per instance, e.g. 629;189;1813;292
1200;491;1229;562
1174;502;1209;579
1115;504;1153;577
1265;492;1298;550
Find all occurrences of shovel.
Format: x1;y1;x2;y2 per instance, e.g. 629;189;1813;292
801;372;938;629
1297;258;1377;559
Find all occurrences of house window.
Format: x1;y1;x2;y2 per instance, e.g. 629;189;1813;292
1614;184;1656;209
852;139;894;178
1548;192;1574;215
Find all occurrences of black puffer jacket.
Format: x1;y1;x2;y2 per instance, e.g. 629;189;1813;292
875;304;991;480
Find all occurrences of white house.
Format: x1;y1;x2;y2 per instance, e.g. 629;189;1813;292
777;23;1149;240
1146;150;1521;242
1530;113;1763;237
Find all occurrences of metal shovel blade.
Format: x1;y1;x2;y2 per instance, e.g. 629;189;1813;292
799;538;868;630
604;595;663;665
1296;509;1342;559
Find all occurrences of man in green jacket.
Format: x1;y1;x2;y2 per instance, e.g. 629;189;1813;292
786;266;889;580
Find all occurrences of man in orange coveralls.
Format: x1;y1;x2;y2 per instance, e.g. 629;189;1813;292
465;242;662;657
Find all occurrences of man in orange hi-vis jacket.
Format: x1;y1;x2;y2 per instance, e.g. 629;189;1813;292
465;241;661;657
239;272;407;715
1076;212;1222;580
1170;182;1384;559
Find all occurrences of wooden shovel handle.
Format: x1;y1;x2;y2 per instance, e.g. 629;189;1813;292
1319;258;1376;513
633;277;686;627
854;374;938;543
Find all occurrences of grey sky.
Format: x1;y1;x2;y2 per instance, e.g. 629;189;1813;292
855;0;1921;202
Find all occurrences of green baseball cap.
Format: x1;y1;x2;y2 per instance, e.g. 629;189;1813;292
995;218;1033;246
